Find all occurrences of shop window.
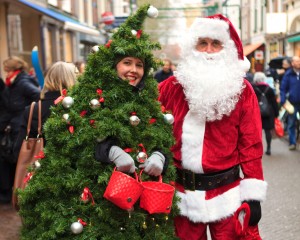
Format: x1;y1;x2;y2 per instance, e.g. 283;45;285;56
7;14;23;55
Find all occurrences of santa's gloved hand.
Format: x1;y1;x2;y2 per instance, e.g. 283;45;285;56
109;146;135;173
139;151;165;176
244;200;262;226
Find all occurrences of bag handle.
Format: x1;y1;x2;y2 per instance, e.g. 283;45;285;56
26;102;36;139
37;100;42;137
139;169;162;183
26;101;42;139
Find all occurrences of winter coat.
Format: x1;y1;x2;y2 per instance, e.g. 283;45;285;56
13;91;61;161
154;69;173;83
0;71;40;131
280;68;300;105
253;83;279;130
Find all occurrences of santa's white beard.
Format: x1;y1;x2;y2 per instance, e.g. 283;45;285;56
175;50;245;121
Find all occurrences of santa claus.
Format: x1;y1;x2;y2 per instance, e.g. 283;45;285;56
159;14;267;239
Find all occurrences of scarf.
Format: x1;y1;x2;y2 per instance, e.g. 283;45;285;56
5;70;21;87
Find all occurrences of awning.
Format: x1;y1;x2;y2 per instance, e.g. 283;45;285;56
287;35;300;43
79;33;106;45
243;43;263;56
18;0;100;36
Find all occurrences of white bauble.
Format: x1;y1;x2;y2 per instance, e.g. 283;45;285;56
147;6;159;18
62;96;74;109
164;113;174;124
71;222;83;234
89;99;101;109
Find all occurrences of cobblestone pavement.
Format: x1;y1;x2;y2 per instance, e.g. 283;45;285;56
0;136;299;240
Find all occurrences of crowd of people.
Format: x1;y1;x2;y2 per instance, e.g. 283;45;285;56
0;4;298;240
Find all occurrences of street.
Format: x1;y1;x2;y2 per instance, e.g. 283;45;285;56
0;135;299;240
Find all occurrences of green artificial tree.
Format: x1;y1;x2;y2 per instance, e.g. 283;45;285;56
18;4;179;240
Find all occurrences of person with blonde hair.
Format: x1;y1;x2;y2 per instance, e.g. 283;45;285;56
0;56;40;203
14;61;77;162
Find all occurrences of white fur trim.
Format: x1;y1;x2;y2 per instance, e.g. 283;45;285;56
240;178;268;202
239;56;251;72
181;111;205;173
177;186;241;223
189;17;230;44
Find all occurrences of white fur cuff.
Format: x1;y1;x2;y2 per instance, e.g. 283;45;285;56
240;178;268;202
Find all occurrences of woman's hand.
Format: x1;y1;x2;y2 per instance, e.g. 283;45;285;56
139;151;165;176
109;146;135;173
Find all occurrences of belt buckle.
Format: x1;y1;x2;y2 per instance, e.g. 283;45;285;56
184;170;195;191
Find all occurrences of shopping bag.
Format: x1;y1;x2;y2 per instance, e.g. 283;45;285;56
140;172;175;214
274;117;284;137
12;101;44;210
235;203;262;240
103;168;143;210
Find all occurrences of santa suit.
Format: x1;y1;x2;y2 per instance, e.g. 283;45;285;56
159;76;267;238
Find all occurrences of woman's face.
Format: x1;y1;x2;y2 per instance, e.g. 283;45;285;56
116;57;144;87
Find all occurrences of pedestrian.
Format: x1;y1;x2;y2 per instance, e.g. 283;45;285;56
280;56;300;150
0;56;40;204
253;72;279;155
159;14;267;239
154;58;174;83
13;61;77;161
18;5;176;239
74;60;86;76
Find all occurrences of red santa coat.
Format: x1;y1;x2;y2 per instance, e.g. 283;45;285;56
159;76;267;223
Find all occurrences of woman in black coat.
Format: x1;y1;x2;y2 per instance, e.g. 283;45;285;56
0;56;40;203
253;72;279;155
14;61;77;160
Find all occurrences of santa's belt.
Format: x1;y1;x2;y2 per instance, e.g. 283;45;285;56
176;165;240;191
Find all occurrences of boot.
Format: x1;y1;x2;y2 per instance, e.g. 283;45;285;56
265;146;271;155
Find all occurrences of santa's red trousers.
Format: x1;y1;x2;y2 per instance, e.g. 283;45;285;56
174;215;261;240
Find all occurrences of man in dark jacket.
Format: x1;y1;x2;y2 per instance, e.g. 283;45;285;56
280;56;300;150
0;56;40;203
154;58;174;83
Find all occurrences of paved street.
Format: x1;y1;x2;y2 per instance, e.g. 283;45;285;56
0;135;299;240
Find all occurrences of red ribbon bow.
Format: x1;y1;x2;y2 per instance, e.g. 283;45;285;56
54;89;67;105
81;187;95;205
105;40;112;48
80;110;88;117
34;151;45;159
23;172;33;184
78;218;87;226
136;30;142;39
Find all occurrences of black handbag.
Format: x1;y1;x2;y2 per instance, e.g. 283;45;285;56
0;125;14;163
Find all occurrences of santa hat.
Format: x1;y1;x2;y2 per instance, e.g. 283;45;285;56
187;14;250;71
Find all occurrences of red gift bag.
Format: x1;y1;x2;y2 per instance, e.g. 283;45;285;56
104;168;143;210
235;203;262;240
140;173;175;214
274;118;284;137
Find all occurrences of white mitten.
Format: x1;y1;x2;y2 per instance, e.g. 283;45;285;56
109;146;135;173
139;151;165;176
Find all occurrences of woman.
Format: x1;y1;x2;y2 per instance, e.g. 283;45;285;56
19;5;177;239
14;61;77;158
0;56;40;203
253;72;279;155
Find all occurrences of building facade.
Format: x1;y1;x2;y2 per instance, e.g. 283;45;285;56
0;0;108;76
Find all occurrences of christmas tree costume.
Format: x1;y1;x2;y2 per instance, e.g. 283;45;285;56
18;5;178;240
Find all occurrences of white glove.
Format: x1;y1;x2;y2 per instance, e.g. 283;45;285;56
109;146;135;173
139;151;165;176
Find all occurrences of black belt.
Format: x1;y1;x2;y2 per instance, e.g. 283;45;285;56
176;165;240;191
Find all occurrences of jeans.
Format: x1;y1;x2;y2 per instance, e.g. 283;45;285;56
287;104;300;145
